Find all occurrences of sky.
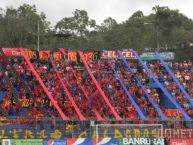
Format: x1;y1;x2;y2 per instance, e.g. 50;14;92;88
0;0;193;25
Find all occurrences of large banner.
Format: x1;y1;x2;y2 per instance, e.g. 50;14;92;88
92;138;120;145
2;139;43;145
100;50;136;59
67;138;92;145
1;48;175;61
43;139;66;145
14;139;43;145
120;138;165;145
1;48;65;61
2;48;23;56
170;139;193;145
0;128;192;139
140;52;175;60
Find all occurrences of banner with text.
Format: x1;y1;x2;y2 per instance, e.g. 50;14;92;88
67;138;92;145
0;128;192;139
100;50;136;59
1;48;175;61
170;139;193;145
43;139;66;145
92;138;120;145
2;139;43;145
120;138;165;145
140;52;175;60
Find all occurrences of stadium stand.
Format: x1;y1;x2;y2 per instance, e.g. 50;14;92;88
0;48;192;140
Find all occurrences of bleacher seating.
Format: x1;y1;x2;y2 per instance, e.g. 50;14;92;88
0;49;192;130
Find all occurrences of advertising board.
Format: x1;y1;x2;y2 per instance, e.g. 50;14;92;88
119;138;165;145
170;139;193;145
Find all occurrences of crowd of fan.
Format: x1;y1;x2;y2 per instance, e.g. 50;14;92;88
0;56;193;123
86;60;136;119
146;60;193;118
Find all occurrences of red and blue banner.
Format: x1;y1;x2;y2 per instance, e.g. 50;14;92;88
43;139;66;145
67;138;92;145
93;138;119;145
170;139;193;145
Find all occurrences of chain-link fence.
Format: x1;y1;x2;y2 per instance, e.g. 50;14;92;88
0;117;193;139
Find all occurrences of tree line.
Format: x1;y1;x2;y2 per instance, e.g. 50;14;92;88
0;4;193;60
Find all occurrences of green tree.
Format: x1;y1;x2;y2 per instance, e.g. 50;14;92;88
55;9;96;37
0;4;51;49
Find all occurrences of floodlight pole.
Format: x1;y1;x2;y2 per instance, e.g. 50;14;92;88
144;21;159;49
37;18;40;51
156;17;159;49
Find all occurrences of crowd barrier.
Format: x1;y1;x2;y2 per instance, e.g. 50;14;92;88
0;118;193;140
1;138;166;145
2;138;193;145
